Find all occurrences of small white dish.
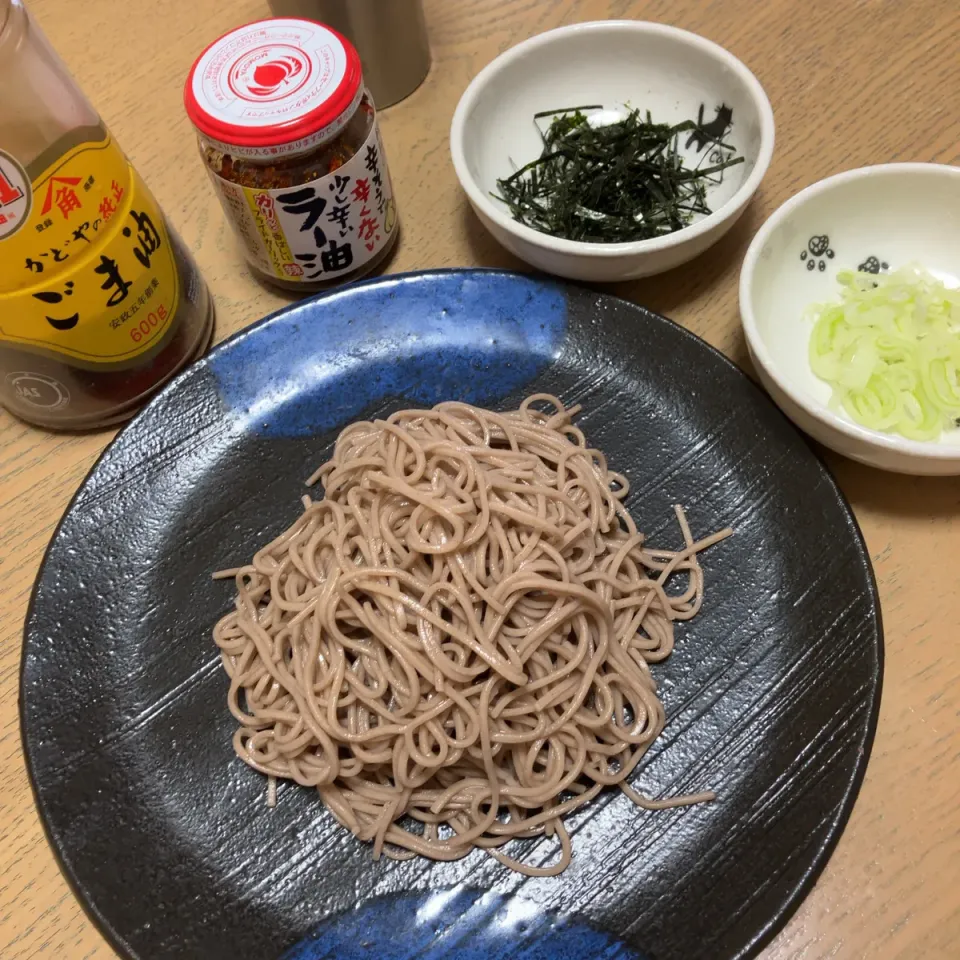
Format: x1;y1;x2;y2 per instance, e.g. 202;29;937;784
450;21;775;282
740;163;960;475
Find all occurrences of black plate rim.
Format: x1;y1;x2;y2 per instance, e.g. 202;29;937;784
19;267;884;960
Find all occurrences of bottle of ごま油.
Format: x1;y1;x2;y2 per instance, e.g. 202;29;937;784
0;0;214;429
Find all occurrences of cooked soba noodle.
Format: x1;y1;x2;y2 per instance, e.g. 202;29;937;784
213;395;730;875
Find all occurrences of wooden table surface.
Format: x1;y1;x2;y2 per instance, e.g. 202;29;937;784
2;0;959;957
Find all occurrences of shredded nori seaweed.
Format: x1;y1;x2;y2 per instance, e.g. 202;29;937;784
494;105;744;243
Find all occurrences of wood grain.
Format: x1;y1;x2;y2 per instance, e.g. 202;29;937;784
1;0;958;957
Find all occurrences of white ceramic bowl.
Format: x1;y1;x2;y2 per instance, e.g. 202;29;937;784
740;163;960;475
450;21;775;282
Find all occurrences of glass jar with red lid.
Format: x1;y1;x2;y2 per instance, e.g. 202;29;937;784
184;18;399;292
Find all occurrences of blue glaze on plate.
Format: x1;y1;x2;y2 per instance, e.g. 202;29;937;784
208;271;567;437
282;889;642;960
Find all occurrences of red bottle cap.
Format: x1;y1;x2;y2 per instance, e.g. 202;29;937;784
184;18;364;160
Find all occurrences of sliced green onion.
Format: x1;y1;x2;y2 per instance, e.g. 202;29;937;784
807;264;960;441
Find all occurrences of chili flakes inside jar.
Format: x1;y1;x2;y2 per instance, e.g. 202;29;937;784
184;18;399;292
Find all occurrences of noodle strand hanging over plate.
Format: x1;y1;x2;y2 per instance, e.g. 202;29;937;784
213;395;730;876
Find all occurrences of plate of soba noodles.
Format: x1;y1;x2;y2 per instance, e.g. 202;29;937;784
22;270;881;960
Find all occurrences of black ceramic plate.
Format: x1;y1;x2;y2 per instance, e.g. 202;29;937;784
22;270;881;960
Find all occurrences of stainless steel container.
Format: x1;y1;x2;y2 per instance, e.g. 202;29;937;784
268;0;431;108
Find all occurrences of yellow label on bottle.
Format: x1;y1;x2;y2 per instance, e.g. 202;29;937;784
0;135;181;364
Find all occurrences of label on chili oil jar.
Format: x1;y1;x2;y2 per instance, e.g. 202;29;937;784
208;123;397;283
0;133;181;365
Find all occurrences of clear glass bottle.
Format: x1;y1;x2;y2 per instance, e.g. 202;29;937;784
0;0;215;429
184;18;399;292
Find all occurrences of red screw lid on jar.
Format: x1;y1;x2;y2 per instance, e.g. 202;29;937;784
184;18;364;160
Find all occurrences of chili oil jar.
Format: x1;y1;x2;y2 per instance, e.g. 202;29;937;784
184;19;399;292
0;0;214;430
